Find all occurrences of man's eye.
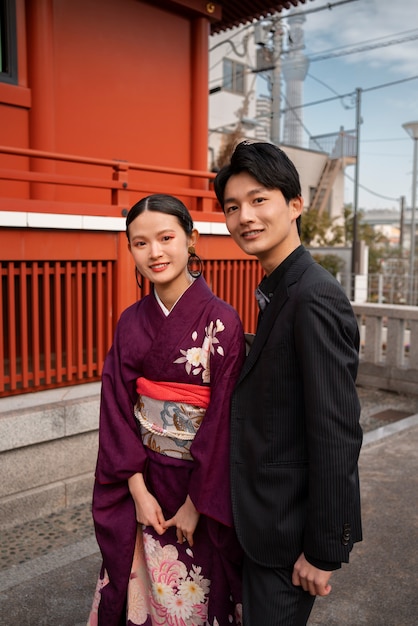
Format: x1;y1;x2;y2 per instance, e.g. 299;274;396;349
226;205;238;214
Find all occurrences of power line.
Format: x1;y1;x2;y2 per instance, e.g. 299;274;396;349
209;0;359;53
307;73;354;110
344;170;400;202
281;75;418;203
275;0;360;21
308;29;418;62
363;74;418;94
281;74;418;113
307;27;418;56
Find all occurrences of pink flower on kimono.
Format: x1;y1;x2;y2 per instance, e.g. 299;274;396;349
165;592;194;620
151;580;172;607
143;534;210;626
174;319;225;383
150;554;188;588
235;602;243;625
178;578;205;604
143;530;158;555
189;565;210;596
127;572;151;624
86;571;110;626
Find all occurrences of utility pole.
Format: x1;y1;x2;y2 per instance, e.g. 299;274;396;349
351;87;362;301
399;195;405;252
402;121;418;305
270;24;283;145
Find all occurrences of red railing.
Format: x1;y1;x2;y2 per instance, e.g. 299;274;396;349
1;260;114;394
0;145;222;216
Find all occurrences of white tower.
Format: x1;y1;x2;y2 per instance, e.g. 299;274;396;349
282;12;309;147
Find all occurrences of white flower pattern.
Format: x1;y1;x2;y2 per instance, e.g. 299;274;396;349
143;534;210;625
173;319;225;383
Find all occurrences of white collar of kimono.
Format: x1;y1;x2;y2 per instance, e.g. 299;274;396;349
154;279;196;316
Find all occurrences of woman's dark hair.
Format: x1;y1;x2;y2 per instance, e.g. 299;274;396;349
214;141;302;209
126;194;194;240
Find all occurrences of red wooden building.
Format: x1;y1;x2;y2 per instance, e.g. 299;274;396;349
0;0;309;397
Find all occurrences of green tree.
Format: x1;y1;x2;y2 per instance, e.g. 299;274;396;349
311;253;345;277
302;204;391;277
343;205;389;273
300;208;343;246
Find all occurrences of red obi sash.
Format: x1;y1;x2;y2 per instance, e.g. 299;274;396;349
136;377;211;409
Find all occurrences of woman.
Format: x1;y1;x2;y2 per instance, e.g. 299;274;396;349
87;194;246;626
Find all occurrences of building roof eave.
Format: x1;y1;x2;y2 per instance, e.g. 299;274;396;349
210;0;311;34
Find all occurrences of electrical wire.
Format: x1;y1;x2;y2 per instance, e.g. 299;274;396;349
344;170;400;202
307;73;354;110
281;74;418;113
308;30;418;63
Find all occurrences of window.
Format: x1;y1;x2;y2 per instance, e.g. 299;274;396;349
0;0;17;84
223;59;245;95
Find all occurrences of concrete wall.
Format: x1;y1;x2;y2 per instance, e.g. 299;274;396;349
0;384;100;529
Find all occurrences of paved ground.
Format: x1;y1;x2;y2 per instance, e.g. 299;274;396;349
1;387;418;625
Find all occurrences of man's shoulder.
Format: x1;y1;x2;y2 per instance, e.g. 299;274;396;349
298;253;342;284
287;253;350;305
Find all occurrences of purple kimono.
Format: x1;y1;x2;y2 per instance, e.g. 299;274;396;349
87;277;246;626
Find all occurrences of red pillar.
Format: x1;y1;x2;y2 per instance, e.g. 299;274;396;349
190;17;210;183
115;232;138;320
26;0;56;199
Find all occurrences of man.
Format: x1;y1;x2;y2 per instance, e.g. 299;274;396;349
214;141;362;626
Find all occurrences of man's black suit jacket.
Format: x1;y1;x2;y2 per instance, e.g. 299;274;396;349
231;248;363;568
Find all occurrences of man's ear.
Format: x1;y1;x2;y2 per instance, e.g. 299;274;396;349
290;196;304;220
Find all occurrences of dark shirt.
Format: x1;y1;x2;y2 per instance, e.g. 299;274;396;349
256;244;341;572
256;245;304;318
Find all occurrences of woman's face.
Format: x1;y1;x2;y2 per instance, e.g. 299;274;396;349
128;209;196;298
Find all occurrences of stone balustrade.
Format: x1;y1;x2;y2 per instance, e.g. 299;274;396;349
353;303;418;394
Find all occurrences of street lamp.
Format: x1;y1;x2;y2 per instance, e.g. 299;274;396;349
402;121;418;305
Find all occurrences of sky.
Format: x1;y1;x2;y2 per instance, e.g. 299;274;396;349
260;0;418;212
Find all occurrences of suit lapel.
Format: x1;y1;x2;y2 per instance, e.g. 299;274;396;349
237;250;315;384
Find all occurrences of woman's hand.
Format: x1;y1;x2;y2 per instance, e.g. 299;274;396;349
128;473;166;535
163;495;200;546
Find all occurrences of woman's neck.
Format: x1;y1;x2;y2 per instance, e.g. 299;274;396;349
154;275;194;312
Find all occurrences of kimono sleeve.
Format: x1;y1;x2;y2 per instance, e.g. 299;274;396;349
188;306;246;527
95;318;148;484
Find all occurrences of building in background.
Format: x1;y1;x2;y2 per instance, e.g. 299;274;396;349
282;11;310;147
208;7;355;223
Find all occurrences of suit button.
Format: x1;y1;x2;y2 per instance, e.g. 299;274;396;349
342;523;351;546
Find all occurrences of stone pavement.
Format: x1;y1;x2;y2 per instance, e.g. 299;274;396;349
1;389;418;625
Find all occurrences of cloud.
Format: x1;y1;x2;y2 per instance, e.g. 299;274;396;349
300;0;418;75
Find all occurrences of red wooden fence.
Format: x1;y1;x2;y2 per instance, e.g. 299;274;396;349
0;257;262;396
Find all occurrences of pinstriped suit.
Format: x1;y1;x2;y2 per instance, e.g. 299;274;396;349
231;248;362;580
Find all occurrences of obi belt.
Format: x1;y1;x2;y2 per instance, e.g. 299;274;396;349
134;377;211;461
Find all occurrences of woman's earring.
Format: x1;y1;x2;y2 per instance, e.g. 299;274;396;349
135;267;143;289
187;246;203;278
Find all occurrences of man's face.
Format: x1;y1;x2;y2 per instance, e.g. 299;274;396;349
223;171;303;274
